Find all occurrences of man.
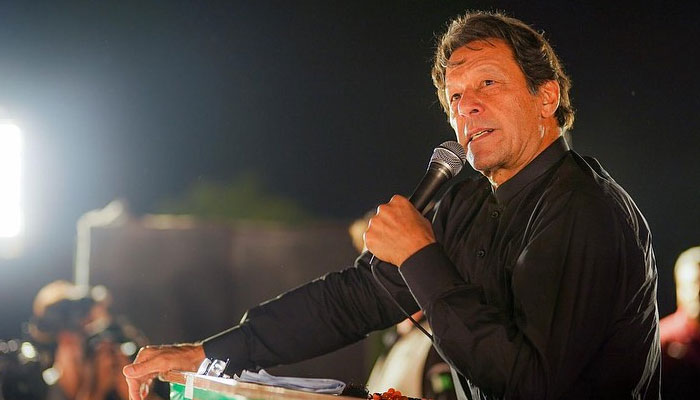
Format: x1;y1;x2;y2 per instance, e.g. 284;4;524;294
659;246;700;398
29;280;162;400
124;12;660;399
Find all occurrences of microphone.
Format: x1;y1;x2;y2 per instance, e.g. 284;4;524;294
368;141;466;340
408;141;467;214
369;140;465;260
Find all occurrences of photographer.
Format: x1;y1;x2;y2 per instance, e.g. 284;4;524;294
28;280;161;400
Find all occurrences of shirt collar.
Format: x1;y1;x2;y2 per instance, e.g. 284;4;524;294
493;136;570;205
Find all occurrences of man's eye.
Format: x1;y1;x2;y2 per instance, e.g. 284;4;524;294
450;93;461;102
484;80;495;86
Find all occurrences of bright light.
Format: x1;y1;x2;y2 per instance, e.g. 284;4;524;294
42;367;61;385
0;123;23;238
20;341;37;360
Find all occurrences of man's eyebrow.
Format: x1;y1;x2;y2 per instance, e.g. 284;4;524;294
446;59;466;68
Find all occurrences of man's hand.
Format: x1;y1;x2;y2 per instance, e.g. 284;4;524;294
364;195;436;267
122;343;205;400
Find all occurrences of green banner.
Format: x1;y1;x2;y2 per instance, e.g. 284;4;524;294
170;382;263;400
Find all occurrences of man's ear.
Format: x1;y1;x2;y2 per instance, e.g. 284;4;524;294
539;80;560;119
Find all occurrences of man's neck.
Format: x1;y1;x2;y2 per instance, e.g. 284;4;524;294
488;132;562;189
485;137;558;190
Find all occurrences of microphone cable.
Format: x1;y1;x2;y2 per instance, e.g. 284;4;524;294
369;254;433;341
364;140;466;343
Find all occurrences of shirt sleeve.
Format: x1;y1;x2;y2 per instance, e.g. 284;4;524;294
202;252;420;373
399;190;639;398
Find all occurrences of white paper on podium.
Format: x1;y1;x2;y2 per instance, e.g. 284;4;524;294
236;369;346;394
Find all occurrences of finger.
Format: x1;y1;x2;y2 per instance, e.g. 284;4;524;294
133;345;158;363
389;194;409;205
376;203;386;215
126;376;143;400
123;347;167;378
123;358;164;378
140;382;149;399
126;373;157;400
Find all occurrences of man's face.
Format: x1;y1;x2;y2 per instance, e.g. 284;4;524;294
445;39;556;185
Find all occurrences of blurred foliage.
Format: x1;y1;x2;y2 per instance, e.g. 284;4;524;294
157;172;313;224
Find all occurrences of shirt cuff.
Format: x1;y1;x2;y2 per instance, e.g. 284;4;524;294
399;242;466;308
201;326;252;371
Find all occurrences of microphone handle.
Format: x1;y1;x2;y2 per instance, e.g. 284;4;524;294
408;163;452;214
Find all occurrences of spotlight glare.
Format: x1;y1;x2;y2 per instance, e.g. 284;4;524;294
0;122;23;238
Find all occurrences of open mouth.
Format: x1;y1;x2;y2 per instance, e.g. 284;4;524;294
470;128;494;142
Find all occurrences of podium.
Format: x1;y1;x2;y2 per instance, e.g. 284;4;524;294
163;371;361;400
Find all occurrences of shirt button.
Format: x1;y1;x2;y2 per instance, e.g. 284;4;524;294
477;249;486;258
490;210;500;218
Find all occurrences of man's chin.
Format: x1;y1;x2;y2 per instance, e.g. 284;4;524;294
467;155;495;176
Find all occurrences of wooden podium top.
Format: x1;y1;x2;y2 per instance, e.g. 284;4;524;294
162;370;362;400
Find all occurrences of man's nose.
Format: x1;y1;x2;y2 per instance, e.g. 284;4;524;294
458;90;483;116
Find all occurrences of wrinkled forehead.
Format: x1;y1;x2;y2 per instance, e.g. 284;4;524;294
445;38;511;68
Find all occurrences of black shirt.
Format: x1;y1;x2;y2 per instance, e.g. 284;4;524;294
203;137;660;399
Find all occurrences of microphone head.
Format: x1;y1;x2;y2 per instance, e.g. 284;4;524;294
429;141;467;178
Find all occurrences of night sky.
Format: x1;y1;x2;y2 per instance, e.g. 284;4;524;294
0;1;698;337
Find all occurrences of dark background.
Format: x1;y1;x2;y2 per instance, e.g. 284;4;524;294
0;1;698;340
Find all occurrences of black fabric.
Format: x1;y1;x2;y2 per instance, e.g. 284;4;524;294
423;345;459;400
203;137;660;399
